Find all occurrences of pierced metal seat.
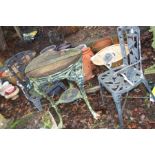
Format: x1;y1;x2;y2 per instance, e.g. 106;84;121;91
98;26;155;128
99;66;142;94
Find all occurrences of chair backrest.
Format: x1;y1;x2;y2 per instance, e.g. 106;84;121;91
117;26;142;72
6;50;36;74
5;50;36;83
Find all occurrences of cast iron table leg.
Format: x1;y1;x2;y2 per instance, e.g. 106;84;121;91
79;87;100;119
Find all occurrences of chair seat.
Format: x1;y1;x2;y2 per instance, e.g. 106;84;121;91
98;67;143;94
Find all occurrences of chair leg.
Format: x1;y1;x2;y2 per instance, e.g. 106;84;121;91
79;87;100;119
112;94;124;128
99;82;106;105
142;79;155;101
30;97;43;111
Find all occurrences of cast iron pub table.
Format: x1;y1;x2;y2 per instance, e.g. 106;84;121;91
25;48;99;128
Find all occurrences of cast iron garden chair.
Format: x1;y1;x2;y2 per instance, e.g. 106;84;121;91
98;26;155;128
5;50;43;110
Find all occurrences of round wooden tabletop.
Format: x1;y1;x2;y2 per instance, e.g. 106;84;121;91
25;48;82;78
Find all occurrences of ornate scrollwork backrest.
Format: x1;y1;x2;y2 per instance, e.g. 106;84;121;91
6;50;36;75
117;26;142;72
